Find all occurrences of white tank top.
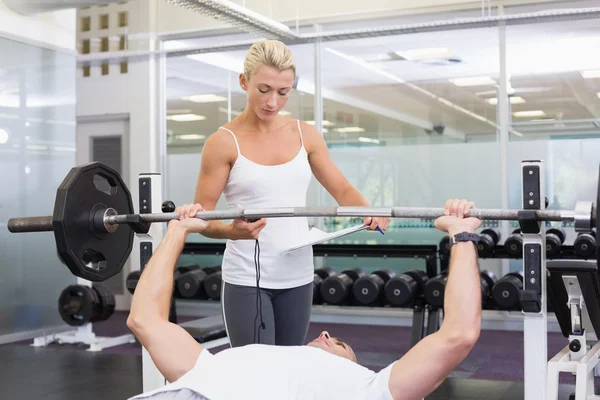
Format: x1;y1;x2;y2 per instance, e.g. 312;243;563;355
219;120;314;289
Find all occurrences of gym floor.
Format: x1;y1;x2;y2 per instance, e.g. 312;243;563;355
0;312;586;400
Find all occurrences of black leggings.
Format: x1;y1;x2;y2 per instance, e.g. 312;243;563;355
221;281;313;347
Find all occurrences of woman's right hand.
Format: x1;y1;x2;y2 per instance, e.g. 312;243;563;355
228;218;267;240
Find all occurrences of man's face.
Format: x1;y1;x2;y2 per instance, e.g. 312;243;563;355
307;331;357;362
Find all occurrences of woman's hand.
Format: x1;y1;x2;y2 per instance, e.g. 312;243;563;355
227;218;267;240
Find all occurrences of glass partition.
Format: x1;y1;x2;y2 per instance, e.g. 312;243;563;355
0;37;76;337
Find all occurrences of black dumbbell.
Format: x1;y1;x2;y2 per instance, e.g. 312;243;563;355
57;284;115;326
93;283;116;322
315;267;337;280
353;269;397;306
320;268;365;305
480;270;498;304
313;267;337;304
384;270;429;307
176;269;209;299
176;264;201;276
477;229;501;257
546;227;566;257
504;229;522;257
439;236;451;255
313;274;324;304
574;231;596;258
491;271;523;310
204;271;222;300
424;272;448;308
126;270;141;294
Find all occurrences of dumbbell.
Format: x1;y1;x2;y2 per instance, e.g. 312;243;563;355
204;270;223;300
313;267;337;305
57;283;115;326
176;269;209;299
480;270;498;304
503;229;522;257
320;268;365;305
424;272;448;308
477;229;501;257
353;269;397;306
439;236;451;255
546;228;566;257
574;231;596;258
384;270;429;307
491;271;523;310
126;270;141;294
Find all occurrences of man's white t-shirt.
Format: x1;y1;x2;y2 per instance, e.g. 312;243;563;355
130;344;395;400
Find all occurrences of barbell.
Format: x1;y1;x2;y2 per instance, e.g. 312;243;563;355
5;161;600;282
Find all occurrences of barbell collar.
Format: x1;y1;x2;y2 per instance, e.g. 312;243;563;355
574;201;593;233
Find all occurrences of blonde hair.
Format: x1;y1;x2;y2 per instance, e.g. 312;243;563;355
243;40;296;80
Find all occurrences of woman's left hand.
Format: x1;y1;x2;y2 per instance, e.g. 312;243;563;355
363;216;391;232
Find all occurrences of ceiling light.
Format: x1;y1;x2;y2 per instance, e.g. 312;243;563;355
486;96;526;105
450;76;496;87
168;109;192;114
335;127;365;133
166;114;206;122
183;94;227;103
306;120;334;127
395;48;451;61
513;110;546;118
597;92;600;99
581;70;600;79
177;134;206;140
167;0;296;40
0;128;8;144
358;137;380;144
279;110;290;116
218;107;242;116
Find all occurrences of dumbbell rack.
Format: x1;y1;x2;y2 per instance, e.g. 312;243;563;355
30;279;136;352
181;242;442;346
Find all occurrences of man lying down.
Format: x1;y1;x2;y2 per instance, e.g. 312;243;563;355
126;199;482;400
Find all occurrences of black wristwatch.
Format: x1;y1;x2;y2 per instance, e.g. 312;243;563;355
449;232;480;249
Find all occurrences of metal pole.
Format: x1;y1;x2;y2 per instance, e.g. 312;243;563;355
498;5;511;276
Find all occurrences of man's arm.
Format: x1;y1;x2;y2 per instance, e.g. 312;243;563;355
127;224;204;383
386;203;482;400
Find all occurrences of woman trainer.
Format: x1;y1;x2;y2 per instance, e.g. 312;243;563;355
178;39;391;347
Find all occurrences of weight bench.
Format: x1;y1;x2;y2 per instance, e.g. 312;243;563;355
547;260;600;400
179;315;229;350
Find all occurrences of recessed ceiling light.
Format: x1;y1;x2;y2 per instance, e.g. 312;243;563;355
581;70;600;79
597;92;600;99
395;48;451;61
182;94;227;103
486;96;526;105
450;76;496;87
358;137;380;144
177;134;206;140
166;114;206;122
0;128;8;144
513;110;546;118
335;127;365;133
306;120;334;127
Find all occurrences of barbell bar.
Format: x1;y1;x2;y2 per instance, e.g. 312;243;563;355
3;161;599;283
7;206;578;233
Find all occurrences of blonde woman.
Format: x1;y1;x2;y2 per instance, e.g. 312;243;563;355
177;40;391;348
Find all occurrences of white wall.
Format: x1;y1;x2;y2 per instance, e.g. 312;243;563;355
0;1;75;51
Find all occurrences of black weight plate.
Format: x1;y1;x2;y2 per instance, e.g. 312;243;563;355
53;162;134;282
204;271;222;300
58;285;96;326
